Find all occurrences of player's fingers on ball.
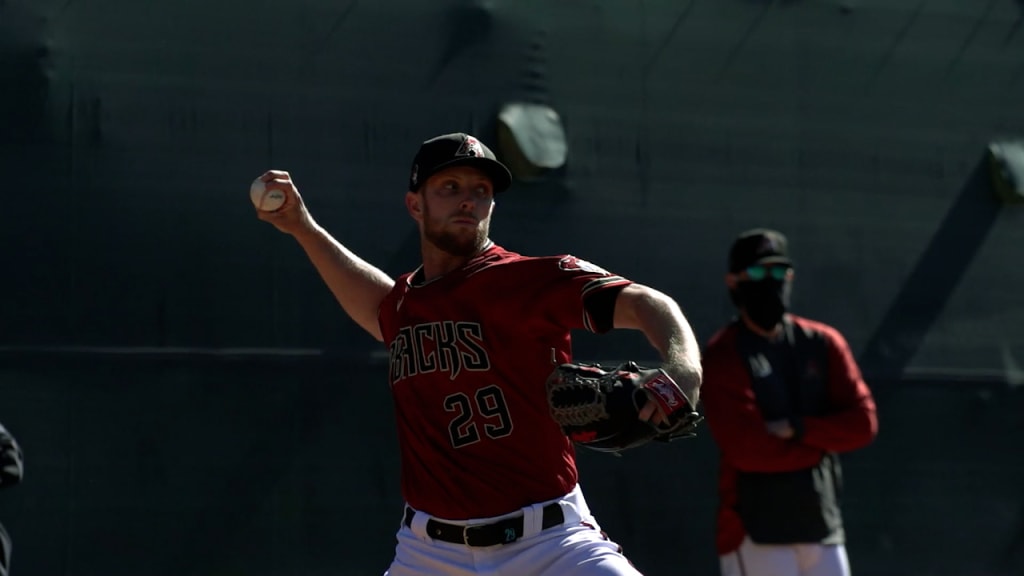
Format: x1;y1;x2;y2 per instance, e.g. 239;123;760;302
279;190;300;211
264;177;294;191
638;401;655;422
265;181;297;202
265;180;298;201
260;170;290;182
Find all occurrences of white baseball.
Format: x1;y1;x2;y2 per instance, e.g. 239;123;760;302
250;178;286;212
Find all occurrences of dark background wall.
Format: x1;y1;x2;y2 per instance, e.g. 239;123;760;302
1;356;1021;576
1;0;1023;574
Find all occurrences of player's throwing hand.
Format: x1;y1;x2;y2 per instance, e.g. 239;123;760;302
253;170;314;236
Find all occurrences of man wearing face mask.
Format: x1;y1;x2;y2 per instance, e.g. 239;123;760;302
700;228;878;576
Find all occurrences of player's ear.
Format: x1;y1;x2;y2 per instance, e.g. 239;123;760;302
405;190;423;221
724;273;737;290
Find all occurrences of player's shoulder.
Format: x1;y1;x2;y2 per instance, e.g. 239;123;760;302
790;315;848;346
510;252;615;275
464;244;531;273
483;243;527;264
388;270;416;291
394;270;416;283
484;246;615;275
380;271;414;304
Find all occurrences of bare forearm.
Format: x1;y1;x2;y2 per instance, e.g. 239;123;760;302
614;284;703;404
293;224;395;341
643;298;703;405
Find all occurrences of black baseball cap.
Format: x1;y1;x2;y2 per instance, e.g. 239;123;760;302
728;228;793;273
408;133;513;193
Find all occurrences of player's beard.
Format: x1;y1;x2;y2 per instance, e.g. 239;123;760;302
423;203;490;258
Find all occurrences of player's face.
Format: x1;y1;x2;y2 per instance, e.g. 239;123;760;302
415;166;495;257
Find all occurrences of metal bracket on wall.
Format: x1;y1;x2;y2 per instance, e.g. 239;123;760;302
988;139;1024;205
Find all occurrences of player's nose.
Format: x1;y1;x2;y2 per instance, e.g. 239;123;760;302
458;195;478;210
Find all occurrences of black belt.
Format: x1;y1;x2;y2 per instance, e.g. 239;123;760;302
403;503;565;547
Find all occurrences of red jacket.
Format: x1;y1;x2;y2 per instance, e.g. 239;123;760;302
701;315;878;554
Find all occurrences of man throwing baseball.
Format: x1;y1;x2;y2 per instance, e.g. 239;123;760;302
254;132;703;575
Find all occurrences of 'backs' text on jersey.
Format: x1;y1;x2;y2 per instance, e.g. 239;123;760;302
377;243;631;520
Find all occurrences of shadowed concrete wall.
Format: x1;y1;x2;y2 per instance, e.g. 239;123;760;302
1;0;1023;376
0;356;1021;576
2;0;1024;574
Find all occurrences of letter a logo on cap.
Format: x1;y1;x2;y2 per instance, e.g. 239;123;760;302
456;135;484;158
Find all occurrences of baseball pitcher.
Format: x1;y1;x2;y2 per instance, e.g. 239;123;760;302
254;132;703;575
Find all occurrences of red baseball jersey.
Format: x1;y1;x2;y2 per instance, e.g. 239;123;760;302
377;242;632;520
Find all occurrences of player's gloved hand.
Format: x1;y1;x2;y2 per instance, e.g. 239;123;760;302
546;362;704;455
253;170;317;236
640;362;701;425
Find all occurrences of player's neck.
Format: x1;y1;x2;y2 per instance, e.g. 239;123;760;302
420;243;484;282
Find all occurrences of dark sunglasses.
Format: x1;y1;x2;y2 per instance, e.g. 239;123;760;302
743;265;791;281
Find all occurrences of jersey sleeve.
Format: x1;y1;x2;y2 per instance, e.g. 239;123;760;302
529;255;632;334
798;325;879;452
376;273;411;343
702;328;828;473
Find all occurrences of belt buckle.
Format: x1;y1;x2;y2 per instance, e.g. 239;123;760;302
462;525;472;546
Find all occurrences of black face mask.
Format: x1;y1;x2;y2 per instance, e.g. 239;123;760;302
733;279;791;331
